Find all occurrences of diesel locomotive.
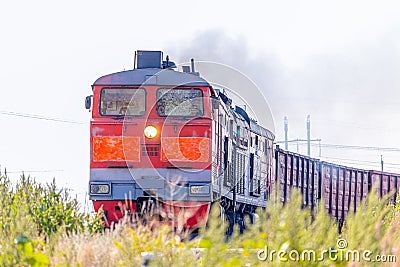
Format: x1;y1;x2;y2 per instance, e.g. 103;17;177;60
86;50;274;230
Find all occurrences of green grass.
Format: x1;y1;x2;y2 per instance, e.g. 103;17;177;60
0;174;399;266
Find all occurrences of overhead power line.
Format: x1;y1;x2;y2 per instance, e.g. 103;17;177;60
0;110;86;124
1;169;65;179
319;155;400;167
278;140;400;153
4;169;65;174
311;143;400;152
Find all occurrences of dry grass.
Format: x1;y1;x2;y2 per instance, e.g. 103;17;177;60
2;174;400;266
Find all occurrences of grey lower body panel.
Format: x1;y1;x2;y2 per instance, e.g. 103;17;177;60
89;168;212;202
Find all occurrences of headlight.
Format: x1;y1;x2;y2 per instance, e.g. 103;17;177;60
189;185;210;195
144;125;158;138
90;184;110;194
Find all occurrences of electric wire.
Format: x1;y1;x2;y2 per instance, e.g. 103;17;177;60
280;141;400;153
5;169;65;174
318;155;400;166
313;143;400;152
0;110;86;124
279;142;400;171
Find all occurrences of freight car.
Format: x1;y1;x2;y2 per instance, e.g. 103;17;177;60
276;147;400;228
85;50;400;231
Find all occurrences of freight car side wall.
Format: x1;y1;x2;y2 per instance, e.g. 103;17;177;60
275;147;400;223
370;171;400;202
275;148;319;209
319;164;369;223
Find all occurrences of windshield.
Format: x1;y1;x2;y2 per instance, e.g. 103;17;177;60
156;88;204;117
100;88;146;116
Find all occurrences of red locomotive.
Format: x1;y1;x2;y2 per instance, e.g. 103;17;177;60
86;50;274;231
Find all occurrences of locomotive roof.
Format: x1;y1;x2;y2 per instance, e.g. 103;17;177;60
219;91;275;140
93;68;210;87
250;120;275;140
230;105;274;140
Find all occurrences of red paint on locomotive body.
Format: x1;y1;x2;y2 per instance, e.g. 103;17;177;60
92;200;210;228
92;200;138;227
90;85;213;170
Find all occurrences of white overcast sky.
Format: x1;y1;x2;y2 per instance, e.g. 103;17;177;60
0;1;399;203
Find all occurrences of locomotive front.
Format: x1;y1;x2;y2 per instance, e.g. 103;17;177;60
86;51;217;228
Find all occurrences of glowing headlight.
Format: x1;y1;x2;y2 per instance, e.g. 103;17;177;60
90;184;110;194
144;125;158;138
189;185;210;195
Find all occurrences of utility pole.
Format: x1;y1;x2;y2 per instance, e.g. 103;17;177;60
284;116;289;150
307;115;311;157
319;139;321;158
381;155;384;172
276;115;320;157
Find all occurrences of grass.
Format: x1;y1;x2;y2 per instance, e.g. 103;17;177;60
0;173;399;266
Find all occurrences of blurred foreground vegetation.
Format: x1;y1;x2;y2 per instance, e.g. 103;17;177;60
0;173;399;266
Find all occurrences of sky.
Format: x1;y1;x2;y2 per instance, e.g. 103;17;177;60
0;1;399;208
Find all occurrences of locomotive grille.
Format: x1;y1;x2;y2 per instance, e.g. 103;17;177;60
142;144;160;157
